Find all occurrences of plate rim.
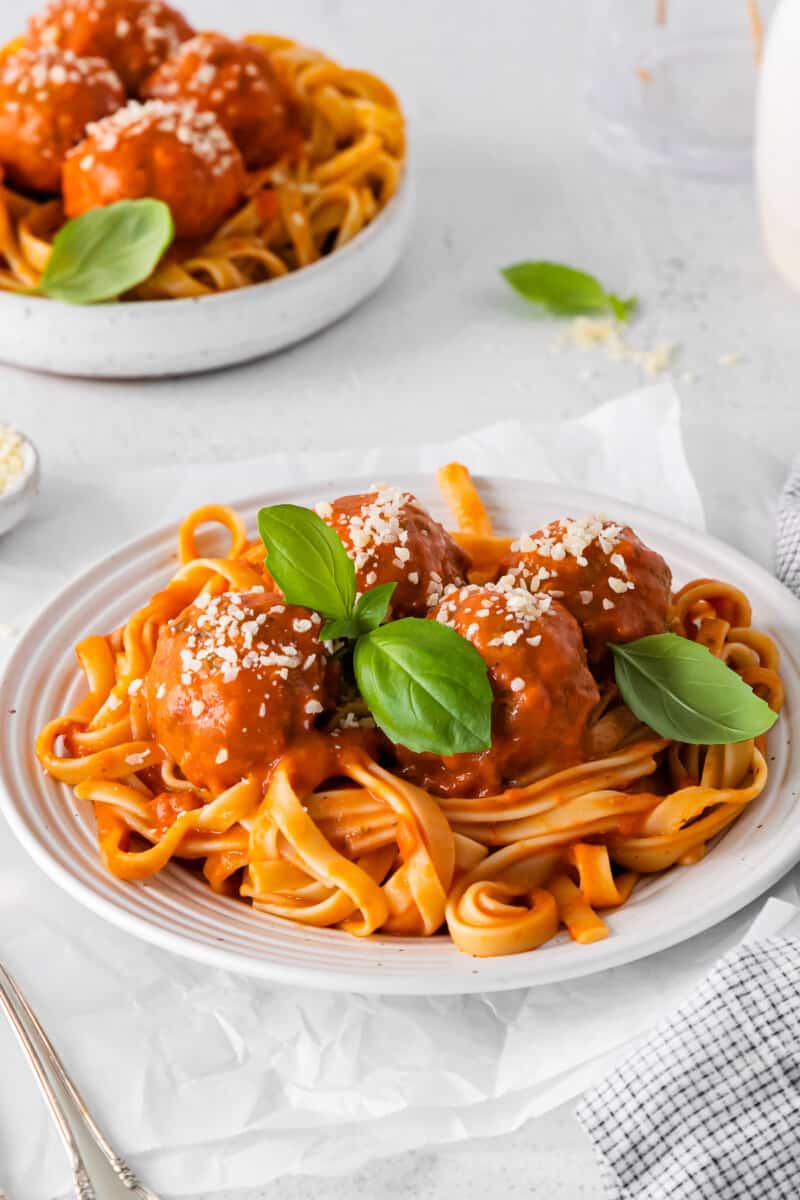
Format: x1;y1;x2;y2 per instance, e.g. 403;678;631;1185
2;473;799;995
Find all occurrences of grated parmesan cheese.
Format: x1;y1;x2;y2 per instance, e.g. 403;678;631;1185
0;46;121;95
508;515;642;614
79;100;240;178
555;316;676;376
0;425;26;497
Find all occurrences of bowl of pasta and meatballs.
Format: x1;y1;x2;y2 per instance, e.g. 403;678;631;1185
0;0;411;376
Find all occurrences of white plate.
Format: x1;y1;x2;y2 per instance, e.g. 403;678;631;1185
0;178;412;380
1;475;799;994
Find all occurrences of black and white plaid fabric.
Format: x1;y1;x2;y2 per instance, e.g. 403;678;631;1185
576;936;800;1199
776;457;800;595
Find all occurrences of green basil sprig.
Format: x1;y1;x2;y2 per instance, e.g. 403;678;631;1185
354;619;493;753
501;261;637;322
258;504;356;620
258;504;492;755
38;199;175;304
320;582;398;642
611;633;778;744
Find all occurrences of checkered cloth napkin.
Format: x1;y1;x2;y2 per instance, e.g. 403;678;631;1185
776;457;800;595
576;937;800;1198
575;468;800;1199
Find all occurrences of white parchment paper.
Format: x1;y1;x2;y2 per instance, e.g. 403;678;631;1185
1;382;796;1199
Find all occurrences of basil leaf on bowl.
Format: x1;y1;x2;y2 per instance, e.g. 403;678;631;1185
500;260;637;322
259;503;356;620
610;633;778;744
354;618;493;755
39;199;175;304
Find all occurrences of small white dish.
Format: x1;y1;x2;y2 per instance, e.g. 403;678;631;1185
1;475;799;995
0;176;413;380
0;432;39;537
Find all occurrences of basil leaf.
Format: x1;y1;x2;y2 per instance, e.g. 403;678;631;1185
500;260;637;322
258;504;356;620
39;199;174;304
608;292;637;322
320;617;360;642
353;582;396;633
320;583;395;642
354;618;493;754
610;633;778;744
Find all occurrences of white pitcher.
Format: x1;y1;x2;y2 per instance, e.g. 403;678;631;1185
757;0;800;289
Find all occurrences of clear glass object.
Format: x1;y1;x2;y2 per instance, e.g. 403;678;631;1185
583;0;776;177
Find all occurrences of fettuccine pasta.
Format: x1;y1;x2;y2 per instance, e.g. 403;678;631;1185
0;24;404;300
35;469;783;958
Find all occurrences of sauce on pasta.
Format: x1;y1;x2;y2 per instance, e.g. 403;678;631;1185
35;468;784;958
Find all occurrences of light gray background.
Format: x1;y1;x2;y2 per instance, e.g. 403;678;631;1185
1;1;796;1196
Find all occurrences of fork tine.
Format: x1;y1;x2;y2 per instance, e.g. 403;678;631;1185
0;964;159;1200
0;970;95;1200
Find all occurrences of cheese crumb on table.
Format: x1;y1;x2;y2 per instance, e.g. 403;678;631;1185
555;317;677;376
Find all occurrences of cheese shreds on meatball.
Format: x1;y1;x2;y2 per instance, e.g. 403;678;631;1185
500;516;672;663
319;487;471;618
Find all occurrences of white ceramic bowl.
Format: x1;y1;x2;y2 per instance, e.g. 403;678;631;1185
0;431;39;537
1;475;799;995
0;177;413;380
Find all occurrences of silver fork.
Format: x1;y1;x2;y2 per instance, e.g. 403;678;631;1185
0;963;159;1200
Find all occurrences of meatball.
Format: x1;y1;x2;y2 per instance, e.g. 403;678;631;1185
146;589;334;792
0;47;124;192
500;517;672;664
62;99;245;238
28;0;194;94
141;32;289;169
317;487;471;619
396;583;600;797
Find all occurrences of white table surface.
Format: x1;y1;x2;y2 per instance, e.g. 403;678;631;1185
0;1;797;1197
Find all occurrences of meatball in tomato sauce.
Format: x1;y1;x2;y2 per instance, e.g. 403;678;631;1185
396;583;600;797
318;487;471;619
28;0;194;94
142;32;289;168
147;590;334;792
62;99;245;238
500;517;672;664
0;47;123;192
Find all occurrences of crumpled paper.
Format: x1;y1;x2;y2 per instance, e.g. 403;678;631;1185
2;381;793;1200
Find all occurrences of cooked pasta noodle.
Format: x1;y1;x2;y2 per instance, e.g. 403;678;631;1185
36;471;783;958
0;34;405;300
